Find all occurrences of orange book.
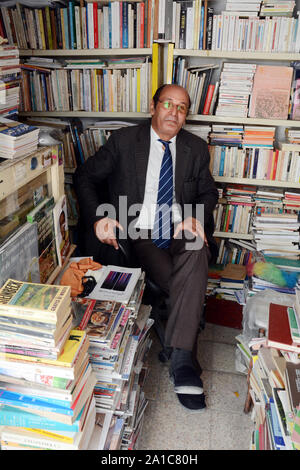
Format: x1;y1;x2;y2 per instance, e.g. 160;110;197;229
153;0;159;41
203;84;215;114
271;149;279;180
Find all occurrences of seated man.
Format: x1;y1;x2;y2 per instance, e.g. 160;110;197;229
74;84;218;411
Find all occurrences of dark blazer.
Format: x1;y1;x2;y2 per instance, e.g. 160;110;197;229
74;121;219;260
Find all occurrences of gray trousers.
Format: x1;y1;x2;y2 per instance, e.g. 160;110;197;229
131;232;210;351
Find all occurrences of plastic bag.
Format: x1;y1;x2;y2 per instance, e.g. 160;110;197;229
242;289;295;341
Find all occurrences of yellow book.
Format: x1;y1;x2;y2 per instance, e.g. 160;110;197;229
24;428;75;444
193;0;200;50
151;42;159;95
0;330;88;367
38;9;46;50
166;43;174;85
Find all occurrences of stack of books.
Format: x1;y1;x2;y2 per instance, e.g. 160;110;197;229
225;0;262;13
0;118;39;159
69;265;153;449
253;188;284;214
0;279;97;450
252;206;300;259
283;191;300;210
286;129;300;144
215;263;247;302
243;126;275;148
210;124;244;147
0;45;20;120
259;0;296;16
242;291;300;450
216;63;257;117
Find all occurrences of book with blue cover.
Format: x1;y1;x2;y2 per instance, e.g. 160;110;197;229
0;122;38;139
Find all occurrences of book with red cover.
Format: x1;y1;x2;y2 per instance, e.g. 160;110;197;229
267;303;300;353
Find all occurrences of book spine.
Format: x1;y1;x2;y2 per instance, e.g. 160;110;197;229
0;408;80;432
202;83;215;114
69;1;76;50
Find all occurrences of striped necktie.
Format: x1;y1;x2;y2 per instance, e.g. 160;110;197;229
152;139;173;249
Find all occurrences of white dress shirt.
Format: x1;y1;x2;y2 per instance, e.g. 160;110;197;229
135;126;182;229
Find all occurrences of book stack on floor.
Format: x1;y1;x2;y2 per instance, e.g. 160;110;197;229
215;263;247;303
241;290;300;449
0;279;97;450
69;265;153;450
0;44;20;120
0;118;39;160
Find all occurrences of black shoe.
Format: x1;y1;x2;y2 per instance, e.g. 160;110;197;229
170;365;206;411
170;365;204;395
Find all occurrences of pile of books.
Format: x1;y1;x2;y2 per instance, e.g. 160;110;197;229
225;0;261;13
69;264;153;450
0;279;97;450
283;191;300;210
210;124;244;147
239;290;300;450
252;203;300;261
0;118;39;159
259;0;296;16
0;45;20;120
215;263;247;302
216;63;257;117
243;126;275;148
286;129;300;144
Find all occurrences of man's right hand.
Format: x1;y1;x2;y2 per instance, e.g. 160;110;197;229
94;217;124;250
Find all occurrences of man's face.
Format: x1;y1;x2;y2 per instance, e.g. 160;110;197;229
150;85;189;141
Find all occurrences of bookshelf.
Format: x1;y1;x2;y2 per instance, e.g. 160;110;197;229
165;1;300;257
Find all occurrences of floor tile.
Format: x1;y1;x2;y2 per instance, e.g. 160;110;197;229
140;325;253;451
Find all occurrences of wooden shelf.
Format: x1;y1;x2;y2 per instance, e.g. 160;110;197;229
214;232;253;240
19;48;153;57
186;114;300;127
173;49;300;61
19;111;151;118
213;177;300;188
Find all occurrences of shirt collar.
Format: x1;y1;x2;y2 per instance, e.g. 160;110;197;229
151;126;176;146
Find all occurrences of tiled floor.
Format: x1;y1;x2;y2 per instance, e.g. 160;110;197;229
139;322;254;450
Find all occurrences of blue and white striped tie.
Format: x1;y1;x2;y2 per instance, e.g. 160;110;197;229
152;139;173;249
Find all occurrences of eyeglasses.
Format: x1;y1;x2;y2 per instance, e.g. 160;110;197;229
158;99;188;114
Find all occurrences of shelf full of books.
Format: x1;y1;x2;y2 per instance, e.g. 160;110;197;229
0;43;20;120
18;54;154;115
160;0;300;54
168;52;300;125
0;0;157;51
